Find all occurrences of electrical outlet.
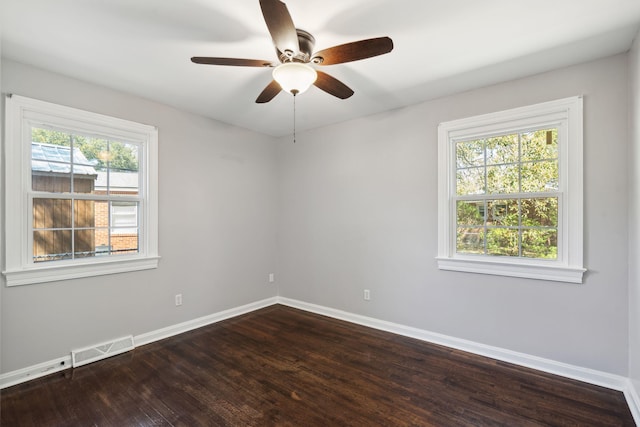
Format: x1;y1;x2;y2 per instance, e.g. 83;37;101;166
175;294;182;306
268;273;275;283
364;289;371;301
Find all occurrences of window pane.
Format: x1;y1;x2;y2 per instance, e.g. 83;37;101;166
108;142;140;195
456;139;484;168
31;139;72;193
457;167;485;195
74;229;95;258
110;229;139;256
486;164;519;194
74;138;107;196
33;198;72;229
521;160;558;192
71;137;99;194
73;200;95;228
487;199;519;226
486;134;518;165
457;201;484;226
33;230;72;262
109;142;139;172
456;227;485;254
93;201;110;252
521;198;558;227
486;228;519;256
522;229;557;259
73;139;98;193
521;129;558;162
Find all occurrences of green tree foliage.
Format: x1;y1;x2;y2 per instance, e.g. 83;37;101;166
32;128;138;172
455;129;558;259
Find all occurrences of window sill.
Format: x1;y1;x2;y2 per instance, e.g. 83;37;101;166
436;256;585;283
3;256;160;286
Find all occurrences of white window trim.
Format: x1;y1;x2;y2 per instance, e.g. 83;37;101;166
436;96;585;283
3;94;159;286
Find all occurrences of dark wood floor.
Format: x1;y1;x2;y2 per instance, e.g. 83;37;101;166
1;305;635;426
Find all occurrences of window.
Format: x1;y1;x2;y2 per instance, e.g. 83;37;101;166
111;202;138;235
3;95;159;286
437;97;585;283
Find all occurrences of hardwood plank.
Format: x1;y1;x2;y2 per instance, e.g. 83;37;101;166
1;305;635;426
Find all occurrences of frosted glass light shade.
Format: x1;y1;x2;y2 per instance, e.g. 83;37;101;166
272;62;317;95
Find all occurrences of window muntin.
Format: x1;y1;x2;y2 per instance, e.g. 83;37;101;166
437;97;584;283
3;95;159;286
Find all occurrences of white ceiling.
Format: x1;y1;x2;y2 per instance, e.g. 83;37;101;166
2;0;640;137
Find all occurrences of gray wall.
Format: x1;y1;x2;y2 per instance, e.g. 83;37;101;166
0;60;279;373
629;31;640;392
277;54;630;375
1;52;635;380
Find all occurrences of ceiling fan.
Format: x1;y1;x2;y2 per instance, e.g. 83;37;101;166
191;0;394;103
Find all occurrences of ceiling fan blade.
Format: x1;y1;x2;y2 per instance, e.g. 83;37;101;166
313;71;354;99
191;57;275;67
259;0;299;55
312;37;393;65
256;80;282;103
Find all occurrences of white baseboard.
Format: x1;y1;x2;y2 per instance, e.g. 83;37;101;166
134;297;278;347
625;379;640;424
1;295;638;426
0;355;72;389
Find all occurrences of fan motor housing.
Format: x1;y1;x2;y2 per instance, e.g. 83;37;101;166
278;29;316;63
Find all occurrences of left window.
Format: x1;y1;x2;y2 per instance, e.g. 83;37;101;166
3;95;159;286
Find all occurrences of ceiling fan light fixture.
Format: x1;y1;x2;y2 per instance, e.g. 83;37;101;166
273;62;317;95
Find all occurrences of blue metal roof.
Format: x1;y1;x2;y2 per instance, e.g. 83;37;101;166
31;143;97;176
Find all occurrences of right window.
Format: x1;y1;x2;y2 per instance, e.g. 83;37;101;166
437;97;585;283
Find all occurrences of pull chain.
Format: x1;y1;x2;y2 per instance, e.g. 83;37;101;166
293;92;297;143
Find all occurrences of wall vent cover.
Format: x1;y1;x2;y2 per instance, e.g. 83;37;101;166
71;335;135;368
